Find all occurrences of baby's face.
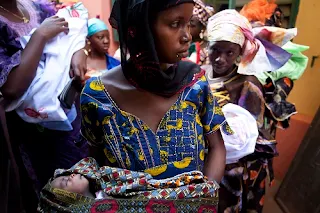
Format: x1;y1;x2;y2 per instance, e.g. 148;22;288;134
51;174;90;195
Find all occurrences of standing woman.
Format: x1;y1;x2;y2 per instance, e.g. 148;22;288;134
85;18;120;77
0;0;88;209
81;0;228;186
188;0;214;65
204;10;296;213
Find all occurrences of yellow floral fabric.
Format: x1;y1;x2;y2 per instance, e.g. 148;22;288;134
81;76;227;179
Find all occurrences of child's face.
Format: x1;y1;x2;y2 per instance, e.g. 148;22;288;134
51;174;90;195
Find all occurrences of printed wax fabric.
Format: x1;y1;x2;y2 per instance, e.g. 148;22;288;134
81;76;230;180
204;65;277;213
38;157;219;213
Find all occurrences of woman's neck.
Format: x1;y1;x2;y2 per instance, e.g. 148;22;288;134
211;65;237;79
89;50;106;60
160;63;170;71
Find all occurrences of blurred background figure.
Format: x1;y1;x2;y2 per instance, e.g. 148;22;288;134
0;0;88;211
85;18;120;77
240;0;283;27
188;0;214;65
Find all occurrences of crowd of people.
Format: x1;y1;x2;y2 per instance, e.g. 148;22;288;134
0;0;309;212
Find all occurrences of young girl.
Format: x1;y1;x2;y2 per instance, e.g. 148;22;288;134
85;18;120;77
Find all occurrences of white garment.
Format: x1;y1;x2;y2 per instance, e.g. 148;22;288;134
113;48;121;61
188;52;197;64
5;3;88;131
113;48;130;62
221;103;258;164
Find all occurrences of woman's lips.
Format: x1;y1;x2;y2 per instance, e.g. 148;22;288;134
179;50;189;58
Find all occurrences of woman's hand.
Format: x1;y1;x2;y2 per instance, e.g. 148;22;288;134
70;50;88;82
35;16;69;42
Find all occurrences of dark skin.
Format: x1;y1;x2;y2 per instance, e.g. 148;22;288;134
209;40;263;113
209;41;242;77
190;16;205;42
87;30;110;71
91;3;226;183
0;0;87;100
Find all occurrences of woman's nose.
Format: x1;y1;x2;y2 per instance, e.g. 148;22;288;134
103;37;109;44
181;27;192;44
70;174;76;178
215;55;227;64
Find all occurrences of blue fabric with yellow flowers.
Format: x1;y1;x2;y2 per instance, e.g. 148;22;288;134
80;76;229;179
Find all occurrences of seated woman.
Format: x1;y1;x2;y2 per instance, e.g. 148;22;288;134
85;18;120;77
38;157;219;212
203;10;297;213
188;0;214;65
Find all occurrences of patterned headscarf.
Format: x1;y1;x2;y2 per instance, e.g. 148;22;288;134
109;0;203;98
207;10;296;75
193;0;214;27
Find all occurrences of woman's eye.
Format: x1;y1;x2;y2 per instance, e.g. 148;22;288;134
211;48;218;53
228;51;234;56
171;21;179;28
98;36;103;40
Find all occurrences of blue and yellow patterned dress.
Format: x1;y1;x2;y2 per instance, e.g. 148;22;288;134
80;75;227;179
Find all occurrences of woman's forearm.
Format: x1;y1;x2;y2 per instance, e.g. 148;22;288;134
203;131;226;183
1;30;47;100
204;143;226;183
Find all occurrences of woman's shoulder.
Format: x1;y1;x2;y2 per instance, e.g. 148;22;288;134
181;73;211;103
81;77;117;118
240;75;263;90
81;77;107;103
106;54;121;70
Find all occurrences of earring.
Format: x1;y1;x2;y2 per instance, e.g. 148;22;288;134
235;56;241;65
86;40;92;53
199;30;204;39
176;54;180;58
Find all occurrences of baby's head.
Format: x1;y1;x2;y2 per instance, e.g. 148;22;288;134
51;173;94;198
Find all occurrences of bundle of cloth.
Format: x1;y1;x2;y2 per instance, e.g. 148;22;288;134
5;2;88;131
38;158;219;213
240;0;309;128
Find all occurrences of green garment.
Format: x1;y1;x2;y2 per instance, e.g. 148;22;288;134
189;42;196;56
255;42;309;84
